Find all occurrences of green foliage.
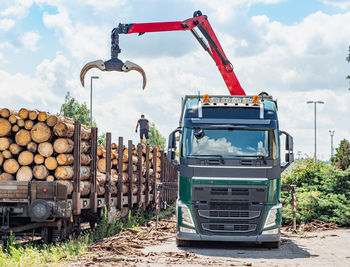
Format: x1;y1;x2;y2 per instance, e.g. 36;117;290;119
282;158;350;226
60;92;97;127
98;132;106;145
143;122;166;150
331;139;350;170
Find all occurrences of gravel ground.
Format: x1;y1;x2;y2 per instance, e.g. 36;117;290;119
69;216;350;267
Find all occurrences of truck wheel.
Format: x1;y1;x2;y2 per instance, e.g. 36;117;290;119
262;241;280;249
176;238;191;247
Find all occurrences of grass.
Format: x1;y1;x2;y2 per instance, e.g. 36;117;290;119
0;204;175;266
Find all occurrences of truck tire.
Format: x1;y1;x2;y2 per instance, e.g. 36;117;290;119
262;241;280;249
176;238;191;247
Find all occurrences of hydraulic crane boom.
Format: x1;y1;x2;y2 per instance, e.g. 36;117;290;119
80;10;246;95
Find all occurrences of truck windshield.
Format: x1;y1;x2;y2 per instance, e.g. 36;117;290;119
182;128;270;158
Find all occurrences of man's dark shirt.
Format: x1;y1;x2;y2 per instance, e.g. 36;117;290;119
138;118;148;130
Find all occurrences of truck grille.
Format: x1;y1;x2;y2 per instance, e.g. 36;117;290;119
202;223;256;233
198;210;260;220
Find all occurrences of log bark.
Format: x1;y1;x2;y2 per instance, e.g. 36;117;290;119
81;154;91;166
53;138;74;153
0;137;11;151
46;114;58;127
34;154;44;164
55;166;74;180
37;111;47;122
28;110;38;121
8;115;18;124
26;141;37;153
33;165;48;180
97;172;106;185
45;157;58;170
9;143;22;155
81;141;90;153
81;166;90;181
2;150;12;159
57;180;73;195
53;119;91;139
97;185;105;196
16;166;33;181
24;120;34;130
0;118;11;137
0;108;10;118
3;159;19;174
18;108;29;120
80;181;91;196
56;154;74;165
46;175;55;182
31;122;51;143
12;125;19;133
15;129;31;146
97;158;112;173
0;172;14;181
38;142;53;157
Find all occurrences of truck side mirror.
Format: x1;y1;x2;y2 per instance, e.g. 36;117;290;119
167;128;181;165
280;131;294;171
286;135;293;151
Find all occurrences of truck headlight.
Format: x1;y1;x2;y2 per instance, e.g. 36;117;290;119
179;227;196;233
264;203;282;229
177;201;194;227
262;228;279;235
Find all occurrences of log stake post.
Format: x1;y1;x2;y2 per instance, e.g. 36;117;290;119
160;151;165;207
153;147;157;203
117;137;123;210
292;185;297;232
145;145;150;205
137;144;142;206
127;140;133;211
104;132;112;211
90;127;98;213
73;121;81;215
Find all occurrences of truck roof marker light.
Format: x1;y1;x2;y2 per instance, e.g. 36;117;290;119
203;94;210;103
253;95;259;103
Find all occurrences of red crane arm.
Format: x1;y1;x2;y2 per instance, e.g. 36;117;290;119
116;12;245;95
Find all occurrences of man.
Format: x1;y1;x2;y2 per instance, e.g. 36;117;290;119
135;114;150;145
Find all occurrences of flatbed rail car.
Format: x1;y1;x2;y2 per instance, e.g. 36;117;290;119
0;121;177;244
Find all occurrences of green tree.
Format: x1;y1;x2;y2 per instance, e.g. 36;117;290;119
143;122;166;150
332;139;350;170
347;46;350;90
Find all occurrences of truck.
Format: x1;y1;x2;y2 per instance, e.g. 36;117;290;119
80;10;294;248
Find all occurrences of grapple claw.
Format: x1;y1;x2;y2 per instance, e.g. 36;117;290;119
80;60;106;87
122;60;147;89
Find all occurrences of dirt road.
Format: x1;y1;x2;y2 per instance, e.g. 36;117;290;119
71;217;350;267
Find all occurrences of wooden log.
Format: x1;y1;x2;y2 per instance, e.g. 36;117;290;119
97;147;103;156
24;120;34;130
9;143;22;155
55;166;74;180
34;154;44;164
31;122;51;143
46;114;58;127
112;159;118;166
12;125;19;133
0;108;10;118
33;165;48;180
18;108;29;120
0;172;14;181
28;110;38;121
37;111;47;122
53;119;91;139
81;154;91;166
15;129;31;146
53;138;74;153
46;175;55;182
2;150;12;159
97;185;105;196
17;119;24;127
0;137;11;151
97;158;112;173
81;141;90;153
45;157;58;170
8;115;18;124
26;141;37;153
80;166;90;181
16;166;33;181
0;153;3;166
38;142;53;157
110;185;117;195
57;180;73;195
80;181;91;196
3;159;19;174
0;118;11;136
56;154;74;165
96;172;106;185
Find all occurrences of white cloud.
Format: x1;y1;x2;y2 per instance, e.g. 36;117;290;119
0;19;15;31
0;0;34;18
21;32;40;51
322;0;350;10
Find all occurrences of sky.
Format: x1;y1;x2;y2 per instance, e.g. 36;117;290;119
0;0;349;161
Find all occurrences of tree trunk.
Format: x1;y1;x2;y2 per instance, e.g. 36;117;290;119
18;108;29;120
0;137;11;151
31;122;51;143
18;150;33;166
80;166;90;181
38;142;53;157
0;118;11;137
46;114;58;127
24;120;34;130
0;172;14;181
9;143;22;155
56;154;74;165
15;129;31;146
33;165;48;180
26;141;37;153
16;166;33;181
34;154;44;164
2;150;12;159
0;108;11;119
28;110;38;121
53;138;74;153
57;180;73;195
80;181;91;196
3;159;19;174
55;166;74;179
37;111;47;122
45;157;58;170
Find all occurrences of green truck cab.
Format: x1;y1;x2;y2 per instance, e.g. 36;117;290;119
167;94;294;248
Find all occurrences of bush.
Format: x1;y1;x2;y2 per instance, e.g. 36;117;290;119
281;158;350;226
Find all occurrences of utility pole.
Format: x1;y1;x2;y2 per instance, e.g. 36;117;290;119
90;76;99;128
307;101;325;161
329;130;335;158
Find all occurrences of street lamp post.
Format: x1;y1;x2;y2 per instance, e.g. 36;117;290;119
307;100;324;161
90;76;99;128
329;130;335;158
